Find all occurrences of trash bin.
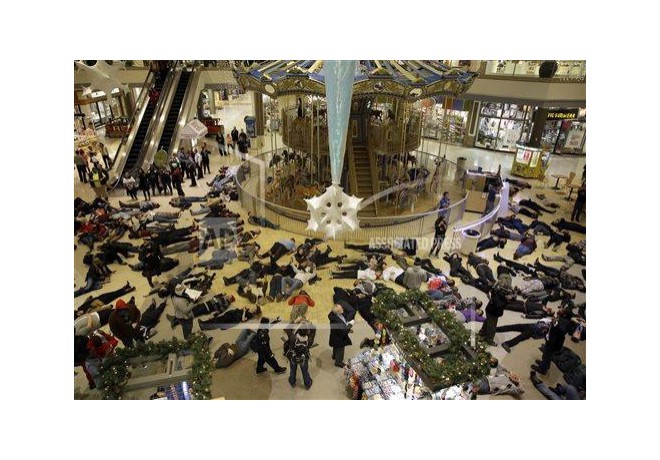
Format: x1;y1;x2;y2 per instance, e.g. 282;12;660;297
455;156;467;184
460;228;481;256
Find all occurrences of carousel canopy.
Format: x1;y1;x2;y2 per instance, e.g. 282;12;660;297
234;60;478;101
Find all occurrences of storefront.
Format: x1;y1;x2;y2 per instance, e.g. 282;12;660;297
540;108;586;154
421;97;469;145
77;89;127;128
475;102;534;152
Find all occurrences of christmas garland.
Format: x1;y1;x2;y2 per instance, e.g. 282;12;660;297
99;333;213;400
372;289;491;389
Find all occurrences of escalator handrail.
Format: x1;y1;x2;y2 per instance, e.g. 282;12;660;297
107;71;155;187
127;62;181;175
167;65;199;156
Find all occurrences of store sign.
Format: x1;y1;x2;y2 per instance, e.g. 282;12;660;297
547;109;580;120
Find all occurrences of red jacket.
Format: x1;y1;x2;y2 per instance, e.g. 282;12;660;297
288;294;315;307
87;331;118;359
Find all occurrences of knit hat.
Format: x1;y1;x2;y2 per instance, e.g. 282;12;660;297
115;299;128;309
175;284;186;296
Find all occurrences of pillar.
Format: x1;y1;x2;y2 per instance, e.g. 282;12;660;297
463;100;479;148
529;108;549;147
251;91;266;151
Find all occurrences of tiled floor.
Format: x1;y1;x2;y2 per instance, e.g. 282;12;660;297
74;95;585;400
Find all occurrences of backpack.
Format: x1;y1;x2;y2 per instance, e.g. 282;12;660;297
285;332;309;364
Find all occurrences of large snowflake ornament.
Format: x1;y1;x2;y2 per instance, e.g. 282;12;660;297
305;184;362;239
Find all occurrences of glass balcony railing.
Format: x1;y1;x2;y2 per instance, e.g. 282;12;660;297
482;60;586;79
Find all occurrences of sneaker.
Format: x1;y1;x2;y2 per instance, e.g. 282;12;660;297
223;276;230;286
502;343;511;353
275;367;287;374
530;365;547;375
305;380;313;390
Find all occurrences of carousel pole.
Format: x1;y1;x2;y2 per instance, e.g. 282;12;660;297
317;96;320;184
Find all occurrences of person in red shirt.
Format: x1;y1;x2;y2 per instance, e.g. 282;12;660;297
288;290;315;308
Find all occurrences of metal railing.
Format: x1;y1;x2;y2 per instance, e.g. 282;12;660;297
481;60;586;80
234;148;471;242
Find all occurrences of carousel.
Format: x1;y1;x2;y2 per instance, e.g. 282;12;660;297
233;61;478;218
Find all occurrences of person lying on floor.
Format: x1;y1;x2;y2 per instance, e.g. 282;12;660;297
518;198;556;215
118;200;161;211
247;212;279;229
530;260;586;292
472;361;524;398
74;305;114;336
545;230;571;250
443;253;475;284
497;215;529;234
278;262;317;299
214;329;257;369
503;298;554;319
136;297;167;340
332;260;381;280
259;238;297;264
493;252;535;275
496;318;552;353
552;218;586;234
74;258;112;298
293;238;325;263
195;247;239;270
508;200;538;219
504;177;532;189
75;282;135;316
513;233;537;260
529;371;582;400
304;246;346;268
166;294;235;327
477;236;508;252
333;286;377;332
393;255;444;276
197;305;261;331
169;196;208;208
235;230;261;247
344;243;393;255
465;253;496;293
237;242;261;263
491;225;525;241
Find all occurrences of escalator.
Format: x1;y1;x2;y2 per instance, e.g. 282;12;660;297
158;70;192;154
123;75;166;172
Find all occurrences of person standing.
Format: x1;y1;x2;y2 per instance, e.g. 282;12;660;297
148;165;161;196
160;169;173;195
122;173;138;200
201;147;211;174
571;184;586;222
438;191;450;216
429;214;447;257
285;324;313;389
138;169;151;201
237;135;249;162
194;148;204;179
226;133;234;154
74;150;89;183
171;166;185;196
253;317;287;375
187;153;198;187
328;303;354;368
99;142;111;170
231;126;239;148
216;131;226;156
89;165;109;200
171;283;195;340
532;310;571;375
479;278;513;345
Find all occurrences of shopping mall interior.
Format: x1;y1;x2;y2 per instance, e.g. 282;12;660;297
73;59;587;401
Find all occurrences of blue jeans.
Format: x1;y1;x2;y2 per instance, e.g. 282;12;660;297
281;277;303;297
515;244;534;258
235;329;256;357
534;382;562;400
269;274;283;298
427;289;447;300
74;278;102;298
288;358;312;388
